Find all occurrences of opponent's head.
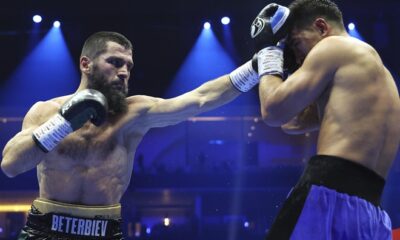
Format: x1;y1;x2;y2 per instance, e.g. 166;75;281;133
287;0;345;64
80;31;133;116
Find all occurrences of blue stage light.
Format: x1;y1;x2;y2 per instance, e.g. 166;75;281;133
348;23;355;30
0;27;80;110
203;22;211;29
33;15;42;23
221;17;230;25
347;22;364;40
53;21;61;28
244;221;249;228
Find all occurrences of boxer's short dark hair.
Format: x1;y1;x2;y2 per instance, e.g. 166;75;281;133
81;31;132;59
288;0;344;30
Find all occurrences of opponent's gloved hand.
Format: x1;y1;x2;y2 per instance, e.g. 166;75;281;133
250;3;291;77
229;54;259;92
32;89;108;152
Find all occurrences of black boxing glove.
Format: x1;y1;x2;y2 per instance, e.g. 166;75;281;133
250;3;291;77
32;89;108;152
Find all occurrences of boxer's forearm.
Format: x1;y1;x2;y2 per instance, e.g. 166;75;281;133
193;75;241;112
143;75;244;129
142;62;258;129
1;130;44;177
259;75;286;126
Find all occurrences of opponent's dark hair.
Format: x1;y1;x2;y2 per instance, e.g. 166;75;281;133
80;31;132;59
288;0;344;30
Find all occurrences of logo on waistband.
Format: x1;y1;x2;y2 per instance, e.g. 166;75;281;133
51;214;109;237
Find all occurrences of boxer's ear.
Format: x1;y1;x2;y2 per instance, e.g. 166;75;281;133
80;56;92;74
314;18;329;36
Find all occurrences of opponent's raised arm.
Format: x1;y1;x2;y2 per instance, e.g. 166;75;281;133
250;4;338;126
142;61;259;128
258;38;338;126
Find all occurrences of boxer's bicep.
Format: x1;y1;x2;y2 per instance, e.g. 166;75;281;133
6;102;46;150
1;102;51;177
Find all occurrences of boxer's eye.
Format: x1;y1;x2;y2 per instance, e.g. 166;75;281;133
107;58;124;68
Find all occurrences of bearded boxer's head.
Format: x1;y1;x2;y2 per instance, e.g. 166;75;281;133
86;63;128;117
287;0;345;65
80;32;133;117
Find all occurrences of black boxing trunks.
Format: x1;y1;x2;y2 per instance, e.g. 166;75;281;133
18;198;123;239
266;155;392;240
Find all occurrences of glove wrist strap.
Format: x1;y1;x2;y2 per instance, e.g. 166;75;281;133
229;60;259;92
257;46;284;77
32;113;73;152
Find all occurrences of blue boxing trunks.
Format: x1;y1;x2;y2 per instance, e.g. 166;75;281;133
266;155;392;240
18;198;123;239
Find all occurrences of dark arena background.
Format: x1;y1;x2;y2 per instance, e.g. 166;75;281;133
0;0;399;239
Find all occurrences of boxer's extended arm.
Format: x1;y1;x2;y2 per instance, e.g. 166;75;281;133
1;102;49;177
259;37;340;126
281;103;320;134
125;58;259;128
142;74;245;128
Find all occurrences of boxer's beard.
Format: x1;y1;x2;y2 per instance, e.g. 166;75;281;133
87;65;128;118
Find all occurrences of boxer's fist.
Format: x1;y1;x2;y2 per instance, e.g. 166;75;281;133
251;3;291;77
32;89;108;152
60;89;108;129
251;3;291;51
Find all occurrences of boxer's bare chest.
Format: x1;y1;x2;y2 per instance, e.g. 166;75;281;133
38;124;135;203
52;123;123;166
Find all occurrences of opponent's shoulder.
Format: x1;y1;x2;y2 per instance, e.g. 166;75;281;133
310;36;349;58
319;36;377;59
305;36;369;68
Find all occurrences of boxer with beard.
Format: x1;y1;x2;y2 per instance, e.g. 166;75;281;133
87;63;128;118
1;31;260;239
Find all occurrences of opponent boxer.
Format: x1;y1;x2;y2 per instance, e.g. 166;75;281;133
1;31;259;239
251;1;400;239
